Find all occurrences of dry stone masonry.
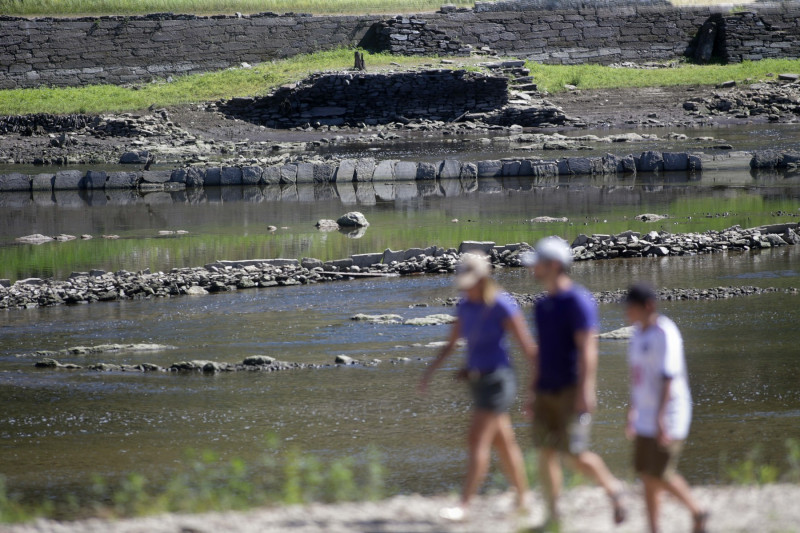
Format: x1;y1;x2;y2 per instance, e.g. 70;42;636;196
2;4;800;89
219;70;508;127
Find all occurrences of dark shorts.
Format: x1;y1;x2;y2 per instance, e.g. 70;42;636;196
532;386;591;454
469;367;516;413
634;436;684;480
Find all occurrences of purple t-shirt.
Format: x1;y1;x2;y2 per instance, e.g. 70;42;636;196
457;293;520;372
533;285;598;391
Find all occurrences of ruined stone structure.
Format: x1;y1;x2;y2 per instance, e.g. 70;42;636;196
0;4;799;89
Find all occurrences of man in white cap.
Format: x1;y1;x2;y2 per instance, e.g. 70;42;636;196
521;237;626;529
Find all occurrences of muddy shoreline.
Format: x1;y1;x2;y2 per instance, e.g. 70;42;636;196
2;78;799;168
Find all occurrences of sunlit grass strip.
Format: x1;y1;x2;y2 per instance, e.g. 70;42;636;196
0;49;439;115
0;0;475;16
527;58;800;94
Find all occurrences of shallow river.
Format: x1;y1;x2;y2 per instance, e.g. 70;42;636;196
1;151;800;505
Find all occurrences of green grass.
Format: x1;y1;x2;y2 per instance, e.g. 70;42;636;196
0;438;385;523
527;58;800;94
0;0;476;16
3;53;800;116
0;49;440;115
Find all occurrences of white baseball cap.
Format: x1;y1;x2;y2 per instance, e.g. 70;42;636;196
455;253;491;290
521;236;573;268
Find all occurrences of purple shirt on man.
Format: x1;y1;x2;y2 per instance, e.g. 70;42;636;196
533;285;598;391
457;293;520;372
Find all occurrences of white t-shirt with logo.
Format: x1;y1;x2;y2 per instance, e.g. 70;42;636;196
628;315;692;440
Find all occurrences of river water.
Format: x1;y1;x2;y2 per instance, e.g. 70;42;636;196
1;160;799;504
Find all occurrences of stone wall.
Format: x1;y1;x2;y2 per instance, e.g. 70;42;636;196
717;10;800;63
375;16;473;56
218;69;509;127
0;12;377;90
2;5;800;90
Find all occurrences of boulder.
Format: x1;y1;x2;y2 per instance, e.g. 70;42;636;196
662;152;689;171
106;172;139;189
243;355;275;366
416;162;437;181
84;171;107;189
598;326;636;339
638;151;664;172
394;161;418;181
335;159;358;182
458;241;496;254
372;160;397;181
354;158;376;182
439;159;462;180
295;162;315;183
141;171;171;184
350;314;403;324
477;160;503;177
0;173;31;192
351;253;383;268
185;286;208;296
403;314;457;326
337;211;370;227
279;164;298;184
301;257;324;269
262;166;282;185
335;355;355;364
313;163;336;183
567;157;593;175
221;166;243;186
16;234;53;244
241;166;263;185
53;170;85;190
204;167;222;186
119;151;149;164
382;249;406;264
315;219;340;230
636;213;668;222
31;173;54;191
460;162;478;180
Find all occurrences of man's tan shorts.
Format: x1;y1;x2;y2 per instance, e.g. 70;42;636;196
532;386;586;454
634;435;684;480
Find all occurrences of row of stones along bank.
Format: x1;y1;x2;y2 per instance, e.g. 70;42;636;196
2;222;798;311
0;150;702;193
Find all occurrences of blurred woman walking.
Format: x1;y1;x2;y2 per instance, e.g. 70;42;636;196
419;253;537;521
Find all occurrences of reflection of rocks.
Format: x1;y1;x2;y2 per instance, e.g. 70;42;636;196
15;234;54;244
339;226;368;239
27;343;173;357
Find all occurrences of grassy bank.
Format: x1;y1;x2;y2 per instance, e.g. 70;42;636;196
2;51;800;116
527;58;800;94
0;0;475;16
0;49;438;115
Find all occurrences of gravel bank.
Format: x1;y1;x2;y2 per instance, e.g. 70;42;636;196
6;485;799;533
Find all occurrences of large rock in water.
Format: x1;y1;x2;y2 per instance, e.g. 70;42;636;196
337;211;370;227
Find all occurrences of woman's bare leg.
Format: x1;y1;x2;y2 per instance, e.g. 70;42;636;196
461;410;500;506
491;414;529;506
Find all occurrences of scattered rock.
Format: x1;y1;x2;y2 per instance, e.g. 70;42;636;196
15;234;53;245
335;355;355;365
351;313;404;324
242;355;276;366
636;213;668;222
403;314;457;326
531;216;568;223
598;326;636;340
315;219;340;231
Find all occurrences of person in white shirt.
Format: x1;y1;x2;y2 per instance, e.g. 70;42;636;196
625;284;709;533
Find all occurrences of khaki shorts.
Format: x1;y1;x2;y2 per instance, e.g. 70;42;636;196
532;386;590;454
634;436;684;480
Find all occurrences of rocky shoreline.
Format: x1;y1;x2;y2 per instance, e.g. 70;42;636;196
2;222;798;311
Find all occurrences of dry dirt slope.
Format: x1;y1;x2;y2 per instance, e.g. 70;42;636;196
4;484;800;533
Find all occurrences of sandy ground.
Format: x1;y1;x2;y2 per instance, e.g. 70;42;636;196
5;484;800;533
